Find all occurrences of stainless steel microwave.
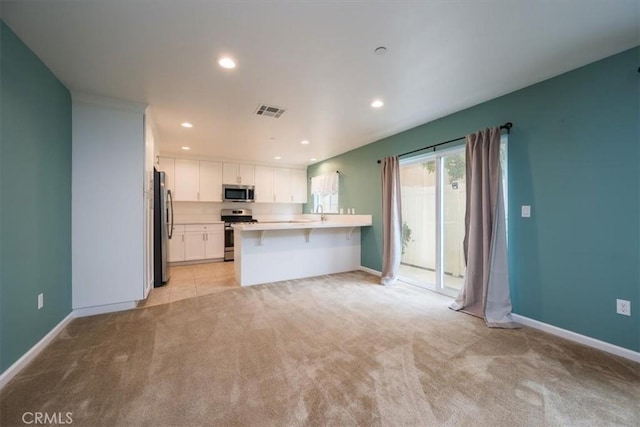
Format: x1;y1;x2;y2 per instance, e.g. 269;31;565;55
223;184;255;202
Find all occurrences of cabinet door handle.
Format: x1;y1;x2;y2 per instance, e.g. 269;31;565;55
197;191;200;201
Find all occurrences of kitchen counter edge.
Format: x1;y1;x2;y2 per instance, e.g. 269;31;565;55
232;220;372;231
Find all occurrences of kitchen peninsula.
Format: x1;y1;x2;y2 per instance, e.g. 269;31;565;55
233;215;372;286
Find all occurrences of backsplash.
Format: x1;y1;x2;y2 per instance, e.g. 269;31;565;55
173;202;303;223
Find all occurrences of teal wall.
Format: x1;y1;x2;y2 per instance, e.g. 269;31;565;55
0;21;72;373
308;47;640;352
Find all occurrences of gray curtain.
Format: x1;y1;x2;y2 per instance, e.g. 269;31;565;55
380;156;402;286
450;128;519;328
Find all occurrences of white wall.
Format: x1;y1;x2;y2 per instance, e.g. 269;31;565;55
72;96;146;310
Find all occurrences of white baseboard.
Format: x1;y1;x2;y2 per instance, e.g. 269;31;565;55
360;266;640;362
511;314;640;363
359;266;381;276
1;301;138;389
0;312;75;390
73;301;137;318
358;267;639;363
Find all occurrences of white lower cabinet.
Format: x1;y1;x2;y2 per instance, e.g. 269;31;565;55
171;224;224;262
168;225;186;262
205;230;224;259
184;231;206;260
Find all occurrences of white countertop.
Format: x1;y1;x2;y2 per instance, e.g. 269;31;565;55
232;216;372;231
174;221;224;225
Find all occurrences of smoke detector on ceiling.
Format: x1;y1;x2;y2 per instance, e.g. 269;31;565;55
255;104;286;118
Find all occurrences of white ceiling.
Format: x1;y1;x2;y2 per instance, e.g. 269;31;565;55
1;1;638;167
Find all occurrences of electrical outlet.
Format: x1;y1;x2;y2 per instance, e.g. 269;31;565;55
616;299;630;316
38;293;44;310
521;205;531;218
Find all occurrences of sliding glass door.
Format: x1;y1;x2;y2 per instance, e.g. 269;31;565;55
441;151;466;292
399;146;466;296
399;137;507;296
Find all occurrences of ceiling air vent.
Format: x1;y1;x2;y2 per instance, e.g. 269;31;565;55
255;104;286;118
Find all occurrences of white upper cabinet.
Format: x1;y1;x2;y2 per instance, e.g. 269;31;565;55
174;159;200;201
223;162;255;185
291;169;308;203
222;163;236;184
238;163;255;185
171;159;223;202
199;160;223;202
161;156;304;204
273;168;291;203
157;157;175;193
254;166;274;203
273;168;307;203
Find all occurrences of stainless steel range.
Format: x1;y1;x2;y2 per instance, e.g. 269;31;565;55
221;208;257;261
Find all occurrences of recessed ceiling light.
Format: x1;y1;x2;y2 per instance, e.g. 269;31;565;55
310;158;317;162
274;156;281;160
181;146;190;151
218;57;236;69
300;140;310;145
371;99;384;108
181;122;193;128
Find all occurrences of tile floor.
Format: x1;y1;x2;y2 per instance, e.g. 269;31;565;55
138;261;239;308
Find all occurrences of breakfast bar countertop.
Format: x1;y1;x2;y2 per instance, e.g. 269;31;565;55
232;215;372;231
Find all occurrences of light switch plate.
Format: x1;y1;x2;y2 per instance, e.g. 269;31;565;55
37;293;43;310
521;205;531;218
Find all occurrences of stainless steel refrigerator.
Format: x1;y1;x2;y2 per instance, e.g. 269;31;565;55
154;169;173;287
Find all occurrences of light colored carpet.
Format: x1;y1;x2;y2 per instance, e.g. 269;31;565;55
1;271;638;426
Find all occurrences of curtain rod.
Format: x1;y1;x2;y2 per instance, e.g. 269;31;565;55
376;122;513;164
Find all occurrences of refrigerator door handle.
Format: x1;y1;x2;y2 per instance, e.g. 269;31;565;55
167;189;174;239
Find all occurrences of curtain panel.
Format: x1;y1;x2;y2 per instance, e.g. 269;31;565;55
310;173;339;196
450;127;518;328
380;156;402;286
